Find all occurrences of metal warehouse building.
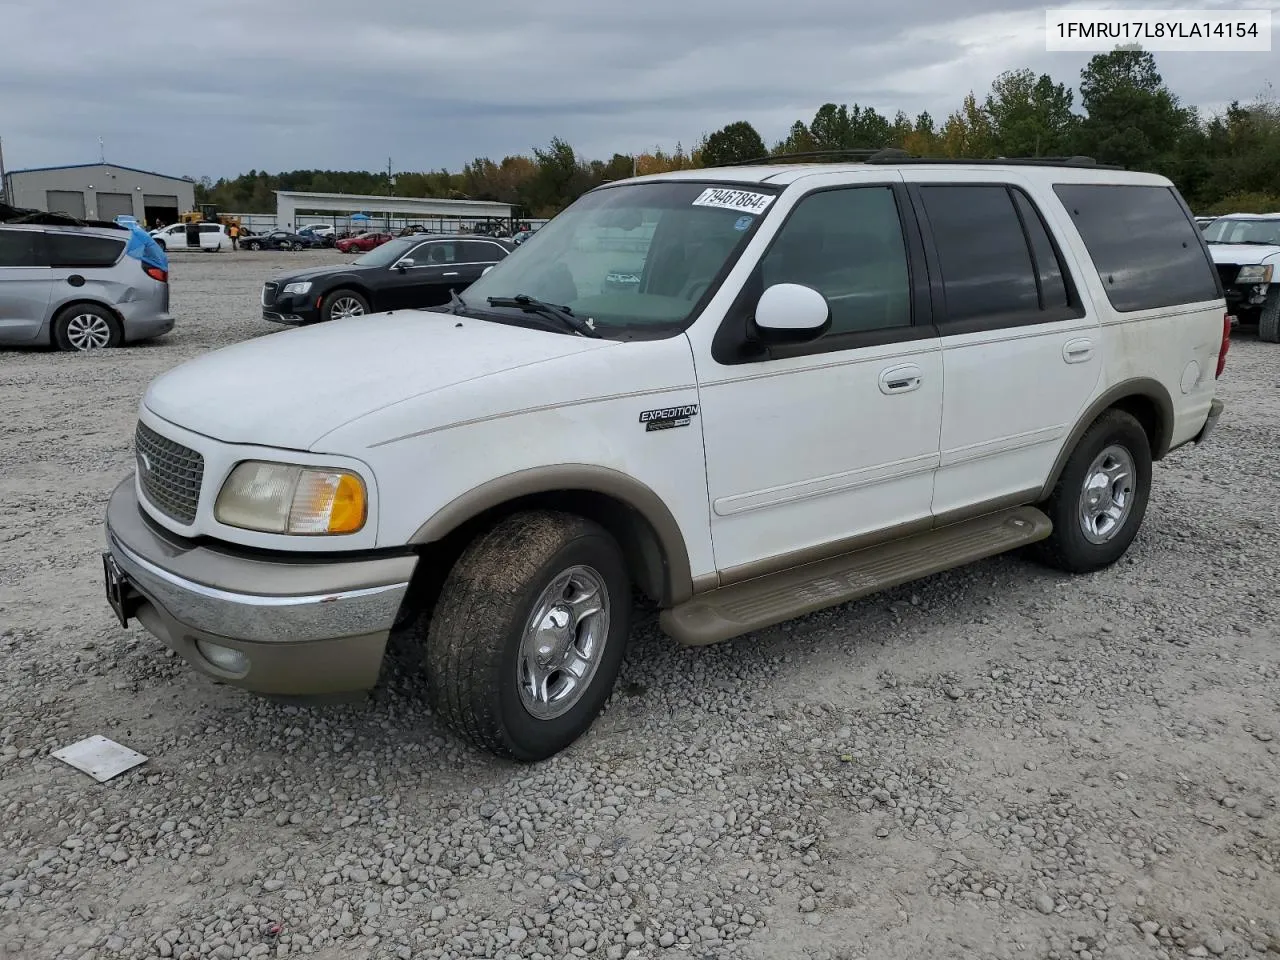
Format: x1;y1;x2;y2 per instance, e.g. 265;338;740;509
1;163;196;225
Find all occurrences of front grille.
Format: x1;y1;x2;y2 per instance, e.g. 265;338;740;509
262;282;279;306
135;422;204;525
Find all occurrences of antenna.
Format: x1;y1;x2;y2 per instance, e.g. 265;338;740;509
99;137;105;164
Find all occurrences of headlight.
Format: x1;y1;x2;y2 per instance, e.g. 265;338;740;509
282;281;312;295
1236;265;1274;285
214;461;367;535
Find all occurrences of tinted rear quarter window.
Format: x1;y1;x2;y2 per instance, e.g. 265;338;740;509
46;233;125;268
1052;184;1219;312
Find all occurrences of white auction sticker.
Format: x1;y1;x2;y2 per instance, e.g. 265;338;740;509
692;188;775;214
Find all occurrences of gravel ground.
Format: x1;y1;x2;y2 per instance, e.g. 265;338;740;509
1;250;1278;960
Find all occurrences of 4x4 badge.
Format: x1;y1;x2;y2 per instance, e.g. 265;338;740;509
639;404;698;432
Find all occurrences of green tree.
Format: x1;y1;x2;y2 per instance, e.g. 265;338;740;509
984;68;1077;156
700;121;767;166
1077;49;1195;169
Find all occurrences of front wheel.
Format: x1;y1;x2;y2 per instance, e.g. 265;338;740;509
247;241;261;251
422;511;630;761
320;289;369;322
1032;409;1152;574
1258;290;1280;343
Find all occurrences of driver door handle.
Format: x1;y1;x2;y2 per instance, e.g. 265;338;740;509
879;363;922;395
442;271;459;277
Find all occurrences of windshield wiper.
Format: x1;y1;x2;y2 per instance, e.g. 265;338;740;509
486;294;600;338
448;288;467;314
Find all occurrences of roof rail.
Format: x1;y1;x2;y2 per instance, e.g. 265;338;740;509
719;149;1122;171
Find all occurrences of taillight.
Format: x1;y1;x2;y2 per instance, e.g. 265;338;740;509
145;265;168;283
1216;313;1231;378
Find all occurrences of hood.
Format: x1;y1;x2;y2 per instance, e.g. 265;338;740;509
268;263;374;283
143;312;617;450
1208;243;1280;265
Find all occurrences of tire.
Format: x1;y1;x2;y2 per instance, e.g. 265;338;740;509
320;289;369;322
52;304;123;351
422;511;631;761
1259;290;1280;343
154;239;166;251
1032;409;1152;574
247;241;261;251
291;241;303;251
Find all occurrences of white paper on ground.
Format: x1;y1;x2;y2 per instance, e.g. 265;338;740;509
52;736;148;783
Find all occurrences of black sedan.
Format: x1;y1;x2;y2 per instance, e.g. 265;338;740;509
243;230;321;251
261;234;514;325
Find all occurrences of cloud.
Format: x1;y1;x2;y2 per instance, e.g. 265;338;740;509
0;0;1275;179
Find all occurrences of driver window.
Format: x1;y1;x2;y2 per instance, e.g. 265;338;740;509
415;242;457;264
760;186;912;335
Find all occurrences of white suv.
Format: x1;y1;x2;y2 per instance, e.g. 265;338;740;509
102;156;1227;760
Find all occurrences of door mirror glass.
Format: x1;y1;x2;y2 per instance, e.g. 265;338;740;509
753;283;830;341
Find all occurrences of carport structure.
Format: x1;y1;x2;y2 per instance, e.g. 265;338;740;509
275;191;514;233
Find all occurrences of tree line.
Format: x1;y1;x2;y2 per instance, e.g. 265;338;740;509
195;50;1279;219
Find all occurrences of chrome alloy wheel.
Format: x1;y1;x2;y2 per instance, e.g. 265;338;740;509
1078;444;1136;544
517;565;611;720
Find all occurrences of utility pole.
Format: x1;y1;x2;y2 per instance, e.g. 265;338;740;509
632;154;637;178
0;136;7;202
99;138;105;164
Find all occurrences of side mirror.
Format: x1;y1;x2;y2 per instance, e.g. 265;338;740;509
395;259;414;271
752;283;831;342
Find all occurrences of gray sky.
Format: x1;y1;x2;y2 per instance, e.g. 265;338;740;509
1;0;1275;180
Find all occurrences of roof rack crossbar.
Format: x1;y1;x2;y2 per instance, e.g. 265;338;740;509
721;150;1123;171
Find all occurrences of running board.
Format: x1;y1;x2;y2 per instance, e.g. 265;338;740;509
661;506;1052;647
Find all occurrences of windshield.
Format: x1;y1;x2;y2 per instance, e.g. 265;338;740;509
460;180;777;335
352;237;414;266
1203;218;1280;246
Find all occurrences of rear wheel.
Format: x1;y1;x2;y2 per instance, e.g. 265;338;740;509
1032;409;1152;574
53;304;122;351
320;289;369;322
247;241;261;251
1258;290;1280;343
421;511;630;761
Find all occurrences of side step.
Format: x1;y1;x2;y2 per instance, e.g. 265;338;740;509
661;506;1052;647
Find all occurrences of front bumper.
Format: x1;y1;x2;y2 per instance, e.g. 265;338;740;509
103;478;416;696
262;293;321;325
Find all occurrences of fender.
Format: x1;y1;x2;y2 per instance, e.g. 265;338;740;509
1038;378;1174;501
409;463;695;605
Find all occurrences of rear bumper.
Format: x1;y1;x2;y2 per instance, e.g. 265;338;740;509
123;312;174;341
103;478;416;695
1194;399;1224;445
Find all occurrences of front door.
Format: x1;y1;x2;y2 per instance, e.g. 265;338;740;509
0;228;51;344
694;182;944;579
380;239;463;310
899;174;1102;517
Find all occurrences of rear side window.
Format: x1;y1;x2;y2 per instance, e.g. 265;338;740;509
199;224;221;233
918;185;1040;322
46;233;125;268
1052;184;1219;312
0;229;40;267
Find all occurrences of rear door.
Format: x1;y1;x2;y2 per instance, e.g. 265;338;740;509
45;232;128;314
459;240;509;287
0;228;52;343
900;173;1102;518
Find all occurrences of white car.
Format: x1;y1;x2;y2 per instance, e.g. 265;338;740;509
103;157;1227;761
1203;213;1280;341
150;222;229;252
